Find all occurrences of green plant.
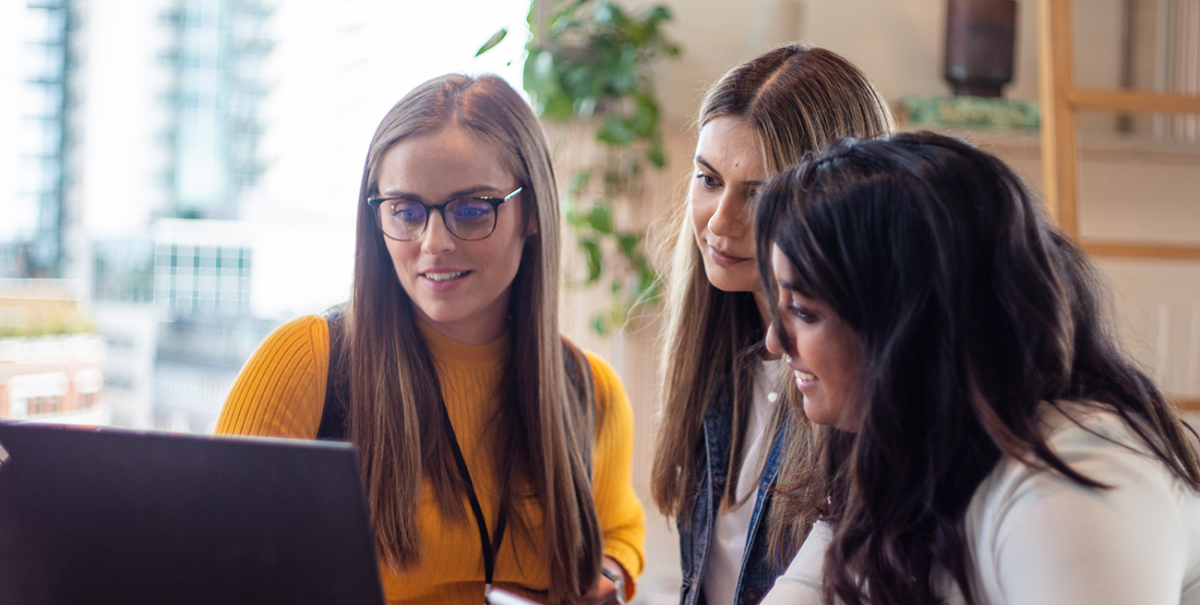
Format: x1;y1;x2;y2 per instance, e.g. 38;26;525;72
0;305;96;340
480;0;681;334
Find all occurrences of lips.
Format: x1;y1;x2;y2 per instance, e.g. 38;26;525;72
793;369;817;388
422;271;468;282
707;245;749;267
418;269;471;291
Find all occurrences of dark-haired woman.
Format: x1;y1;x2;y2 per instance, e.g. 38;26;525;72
650;44;893;605
215;74;644;605
755;131;1200;604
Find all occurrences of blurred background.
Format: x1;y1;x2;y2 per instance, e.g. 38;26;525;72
1;0;1198;602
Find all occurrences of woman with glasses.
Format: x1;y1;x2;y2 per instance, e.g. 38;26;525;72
215;74;644;605
650;45;893;605
756;131;1200;604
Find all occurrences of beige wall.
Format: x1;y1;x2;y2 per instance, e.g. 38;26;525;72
552;1;1200;599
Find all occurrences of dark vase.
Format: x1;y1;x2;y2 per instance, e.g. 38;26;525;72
943;0;1018;97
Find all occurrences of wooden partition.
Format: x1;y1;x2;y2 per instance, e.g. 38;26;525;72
1038;0;1200;409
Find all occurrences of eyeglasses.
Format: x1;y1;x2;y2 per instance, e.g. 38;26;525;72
366;186;523;242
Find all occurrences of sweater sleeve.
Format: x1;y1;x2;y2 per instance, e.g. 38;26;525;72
761;520;830;605
585;351;646;600
213;315;328;439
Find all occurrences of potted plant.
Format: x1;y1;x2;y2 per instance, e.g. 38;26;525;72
480;0;681;334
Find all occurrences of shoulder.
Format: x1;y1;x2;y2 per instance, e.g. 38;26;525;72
262;314;331;361
976;403;1165;501
233;314;332;403
581;351;624;403
214;314;331;438
964;403;1200;603
580;350;634;425
1030;401;1171;477
966;401;1196;546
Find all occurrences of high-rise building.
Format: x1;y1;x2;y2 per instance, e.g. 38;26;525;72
2;1;74;279
78;0;275;431
164;0;270;220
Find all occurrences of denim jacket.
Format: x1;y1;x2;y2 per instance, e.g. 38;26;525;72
678;386;790;605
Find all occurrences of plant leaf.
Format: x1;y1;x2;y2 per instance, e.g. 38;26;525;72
586;205;613;234
617;233;639;258
475;28;508;57
580;237;603;284
591;313;609;336
568;169;593;196
637;265;661;303
647;141;666;168
597;115;636;145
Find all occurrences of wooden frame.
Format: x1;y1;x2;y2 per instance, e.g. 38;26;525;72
1038;0;1200;255
1038;0;1200;411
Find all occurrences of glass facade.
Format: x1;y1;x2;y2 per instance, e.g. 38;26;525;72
9;0;73;278
167;0;270;220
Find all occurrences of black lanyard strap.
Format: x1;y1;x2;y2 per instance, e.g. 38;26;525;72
440;402;507;593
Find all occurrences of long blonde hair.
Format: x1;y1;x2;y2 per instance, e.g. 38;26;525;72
651;44;894;555
346;74;601;603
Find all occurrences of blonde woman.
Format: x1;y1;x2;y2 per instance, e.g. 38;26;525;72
651;45;893;605
216;74;644;605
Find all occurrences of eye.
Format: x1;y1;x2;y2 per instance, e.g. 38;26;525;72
787;304;819;324
695;172;721;190
449;199;493;221
390;202;425;222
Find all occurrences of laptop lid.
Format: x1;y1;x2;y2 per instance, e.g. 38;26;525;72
0;423;385;605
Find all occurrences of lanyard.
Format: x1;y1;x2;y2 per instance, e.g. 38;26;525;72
440;401;507;597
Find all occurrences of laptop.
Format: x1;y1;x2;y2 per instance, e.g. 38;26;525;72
0;423;384;605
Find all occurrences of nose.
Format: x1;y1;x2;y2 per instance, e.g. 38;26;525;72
765;319;787;358
419;209;456;255
707;190;749;238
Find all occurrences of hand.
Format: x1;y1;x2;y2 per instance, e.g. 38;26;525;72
568;557;627;605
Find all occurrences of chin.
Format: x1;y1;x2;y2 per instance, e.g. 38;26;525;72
802;399;834;428
703;266;755;293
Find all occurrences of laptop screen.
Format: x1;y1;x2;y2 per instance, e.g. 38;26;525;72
0;423;384;605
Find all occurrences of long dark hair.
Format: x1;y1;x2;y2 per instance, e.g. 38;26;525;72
347;73;601;603
652;44;893;549
754;131;1200;604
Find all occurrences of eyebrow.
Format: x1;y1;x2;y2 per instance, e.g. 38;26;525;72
692;155;764;188
375;185;501;200
778;280;802;293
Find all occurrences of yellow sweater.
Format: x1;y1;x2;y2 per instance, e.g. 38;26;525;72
214;315;645;605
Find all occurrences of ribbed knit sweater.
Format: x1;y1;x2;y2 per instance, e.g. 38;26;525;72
214;315;645;605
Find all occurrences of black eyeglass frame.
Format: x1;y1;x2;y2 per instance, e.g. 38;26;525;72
366;186;524;242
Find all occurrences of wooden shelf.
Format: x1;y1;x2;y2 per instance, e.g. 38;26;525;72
1083;240;1200;261
904;125;1200;163
1068;88;1200;115
1174;398;1200;412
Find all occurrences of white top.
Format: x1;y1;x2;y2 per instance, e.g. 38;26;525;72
703;358;784;605
763;403;1200;605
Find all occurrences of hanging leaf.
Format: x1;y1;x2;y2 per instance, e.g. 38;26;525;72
475;28;508;57
591;313;609;336
515;0;680;334
596;115;636;145
586;205;613;234
568;169;593;196
617;233;639;259
647;140;666;168
636;263;661;303
579;237;603;284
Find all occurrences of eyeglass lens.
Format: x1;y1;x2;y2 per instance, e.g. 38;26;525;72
378;198;497;241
